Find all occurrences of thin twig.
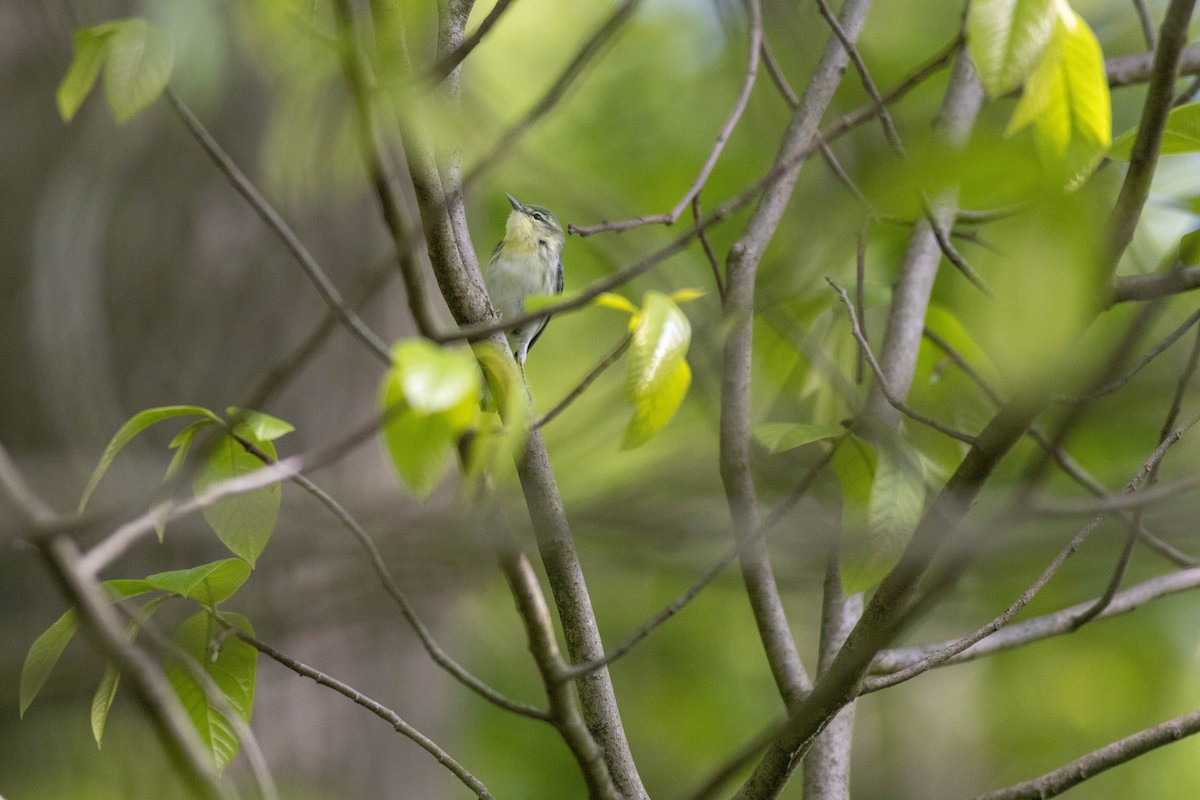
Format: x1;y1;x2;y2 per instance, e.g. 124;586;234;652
1058;305;1200;402
973;712;1200;800
693;195;726;301
233;628;494;799
534;333;631;429
164;89;393;363
564;443;837;682
827;279;976;444
227;434;550;720
567;0;761;236
426;0;520;82
814;0;901;151
1132;0;1158;50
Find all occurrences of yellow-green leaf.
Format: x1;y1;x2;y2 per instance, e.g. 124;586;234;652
379;340;481;497
146;559;251;607
225;408;295;443
968;0;1057;96
103;19;175;123
593;292;640;316
622;291;693;449
57;23;121;122
1006;7;1111;178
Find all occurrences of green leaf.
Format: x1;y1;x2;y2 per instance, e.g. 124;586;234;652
1110;103;1200;160
967;0;1057;96
465;342;531;490
834;428;926;593
754;422;845;454
622;291;693;449
19;609;78;717
390;340;482;415
79;405;220;513
379;340;481;497
57;23;121;122
103;19;175;123
866;431;926;546
91;594;171;747
164;612;257;772
593;292;641;316
1181;230;1200;265
91;664;121;747
193;434;281;567
1006;7;1111;178
225;409;295;443
101;579;156;600
146;559;252;607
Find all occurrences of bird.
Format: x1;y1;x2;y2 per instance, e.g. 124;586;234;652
483;192;565;378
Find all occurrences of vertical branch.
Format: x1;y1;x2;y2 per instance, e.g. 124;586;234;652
1107;0;1198;273
865;52;983;423
720;0;874;708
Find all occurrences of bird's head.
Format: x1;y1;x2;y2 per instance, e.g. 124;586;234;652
503;192;564;257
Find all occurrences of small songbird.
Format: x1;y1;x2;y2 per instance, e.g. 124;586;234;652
483;192;565;377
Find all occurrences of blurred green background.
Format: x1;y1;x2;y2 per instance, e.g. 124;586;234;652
4;0;1200;798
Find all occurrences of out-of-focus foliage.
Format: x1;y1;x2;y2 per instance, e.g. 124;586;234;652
5;0;1200;798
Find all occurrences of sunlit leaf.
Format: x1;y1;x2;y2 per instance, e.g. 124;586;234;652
1006;7;1111;179
146;559;252;607
79;405;220;513
225;408;295;442
57;23;121;121
754;422;845;454
967;0;1057;96
623;291;693;448
164;612;257;772
1110;103;1200;160
102;19;175;123
379;340;481;497
19;609;78;718
669;288;706;304
593;292;641;316
193;434;281;567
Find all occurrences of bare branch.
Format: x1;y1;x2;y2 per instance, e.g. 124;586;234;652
0;441;57;527
568;0;761;236
719;0;880;715
1105;42;1200;87
496;545;618;797
232;628;494;799
974;711;1200;800
693;195;726;300
534;333;631;429
1132;0;1157;50
1112;264;1200;303
827;279;977;445
164;89;393;363
1106;0;1199;272
426;0;520;82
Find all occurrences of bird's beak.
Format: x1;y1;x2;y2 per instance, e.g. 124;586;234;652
505;192;523;212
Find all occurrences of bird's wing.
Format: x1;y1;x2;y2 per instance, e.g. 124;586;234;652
527;258;564;355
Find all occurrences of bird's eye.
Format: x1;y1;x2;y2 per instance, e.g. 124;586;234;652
531;212;545;222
